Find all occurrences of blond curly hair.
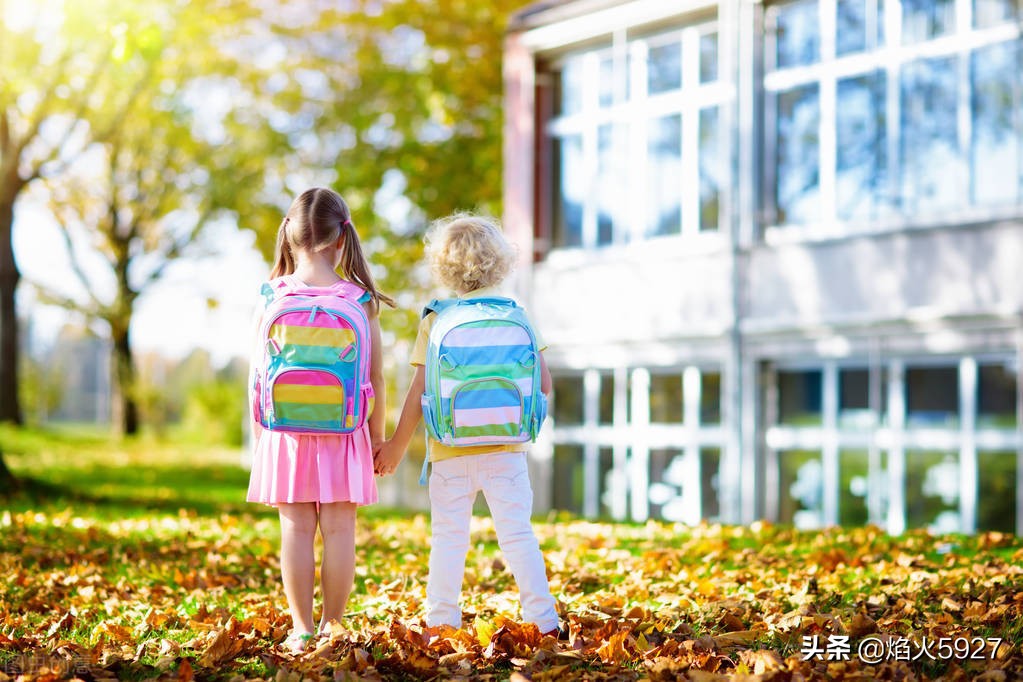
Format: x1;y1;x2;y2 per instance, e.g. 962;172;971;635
425;213;516;293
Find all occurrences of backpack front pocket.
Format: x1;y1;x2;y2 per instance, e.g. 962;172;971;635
449;377;526;444
269;368;346;433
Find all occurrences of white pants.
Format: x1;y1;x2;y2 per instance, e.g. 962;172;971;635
425;451;559;632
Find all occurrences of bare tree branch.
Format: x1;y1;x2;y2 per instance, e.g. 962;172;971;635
48;201;107;312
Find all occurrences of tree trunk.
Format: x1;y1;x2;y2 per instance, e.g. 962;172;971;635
0;446;16;494
112;325;139;436
0;196;22;425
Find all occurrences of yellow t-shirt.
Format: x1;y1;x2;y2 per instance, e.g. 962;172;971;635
411;288;546;461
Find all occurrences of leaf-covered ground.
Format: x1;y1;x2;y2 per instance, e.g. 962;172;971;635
1;426;1021;681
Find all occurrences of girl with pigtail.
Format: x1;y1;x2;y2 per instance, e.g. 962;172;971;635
246;187;394;652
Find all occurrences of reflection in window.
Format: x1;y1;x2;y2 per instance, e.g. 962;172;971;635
647;114;683;236
700;32;718;83
699;107;722;231
558;57;584;116
974;0;1021;27
599;372;626;424
650;373;683;423
906;451;960;532
779;450;823;528
839;450;872;526
552;445;585;514
648;448;684;521
839;368;871;427
648;39;682;94
647;448;720;522
778;370;823;425
701;448;722;521
701;371;722;424
553;375;585;424
971;42;1022;207
553;135;583;247
977;451;1016;533
978;362;1018;428
837;73;889;222
597;446;618;518
776;0;819;68
905;366;959;427
599;53;615;107
902;0;957;44
597;124;624;245
900;57;965;213
837;0;884;55
776;85;820;225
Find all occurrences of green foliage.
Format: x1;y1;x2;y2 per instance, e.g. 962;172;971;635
17;353;65;426
179;379;246;447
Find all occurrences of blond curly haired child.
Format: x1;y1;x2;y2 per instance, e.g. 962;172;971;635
375;214;562;637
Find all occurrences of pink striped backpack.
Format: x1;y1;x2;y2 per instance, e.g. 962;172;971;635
251;276;373;434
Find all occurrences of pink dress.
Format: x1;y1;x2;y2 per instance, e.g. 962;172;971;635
246;426;378;506
245;281;378;507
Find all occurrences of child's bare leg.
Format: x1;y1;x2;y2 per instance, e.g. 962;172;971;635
278;503;318;635
318;501;357;633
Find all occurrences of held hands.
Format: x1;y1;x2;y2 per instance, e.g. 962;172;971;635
373;439;404;476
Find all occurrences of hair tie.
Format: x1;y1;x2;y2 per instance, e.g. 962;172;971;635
341;219;352;230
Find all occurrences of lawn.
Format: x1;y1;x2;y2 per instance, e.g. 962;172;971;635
1;425;1021;681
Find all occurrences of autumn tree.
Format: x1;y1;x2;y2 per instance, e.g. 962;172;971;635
247;0;534;338
1;1;283;446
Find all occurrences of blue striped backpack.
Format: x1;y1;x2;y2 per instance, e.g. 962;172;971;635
420;296;548;451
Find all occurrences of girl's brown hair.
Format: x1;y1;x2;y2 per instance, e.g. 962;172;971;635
270;187;395;308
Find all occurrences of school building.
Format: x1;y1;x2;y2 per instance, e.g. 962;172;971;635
502;0;1023;534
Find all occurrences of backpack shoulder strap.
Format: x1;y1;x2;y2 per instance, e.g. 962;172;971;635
329;279;367;301
422;298;458;318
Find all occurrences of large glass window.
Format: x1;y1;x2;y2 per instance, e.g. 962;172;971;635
768;0;1023;229
545;18;729;253
768;358;1019;534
